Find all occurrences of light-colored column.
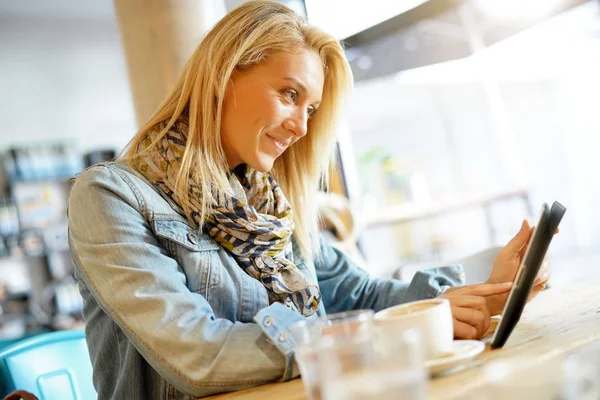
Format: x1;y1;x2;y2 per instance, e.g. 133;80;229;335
114;0;226;127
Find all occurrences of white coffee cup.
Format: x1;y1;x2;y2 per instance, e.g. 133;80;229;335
374;298;453;360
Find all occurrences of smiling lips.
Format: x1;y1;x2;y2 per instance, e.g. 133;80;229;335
266;134;291;153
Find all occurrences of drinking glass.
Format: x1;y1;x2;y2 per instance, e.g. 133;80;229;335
290;310;375;400
319;327;427;400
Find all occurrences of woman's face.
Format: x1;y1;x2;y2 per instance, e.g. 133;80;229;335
221;49;325;172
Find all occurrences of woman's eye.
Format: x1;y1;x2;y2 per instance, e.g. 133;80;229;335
283;89;298;102
307;107;316;118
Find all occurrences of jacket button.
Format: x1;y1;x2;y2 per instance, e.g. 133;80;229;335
263;317;274;327
187;232;198;245
278;332;290;342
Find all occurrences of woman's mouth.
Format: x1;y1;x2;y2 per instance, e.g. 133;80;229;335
266;134;289;153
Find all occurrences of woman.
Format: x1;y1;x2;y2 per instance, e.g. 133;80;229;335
67;2;549;399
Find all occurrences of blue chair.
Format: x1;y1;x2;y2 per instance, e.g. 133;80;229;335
0;330;97;400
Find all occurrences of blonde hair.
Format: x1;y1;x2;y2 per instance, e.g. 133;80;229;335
120;1;353;260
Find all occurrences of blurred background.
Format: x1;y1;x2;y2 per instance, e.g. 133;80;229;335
0;0;598;344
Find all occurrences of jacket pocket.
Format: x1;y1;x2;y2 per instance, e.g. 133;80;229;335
152;218;221;294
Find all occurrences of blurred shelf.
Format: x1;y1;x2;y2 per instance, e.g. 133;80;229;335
363;186;531;228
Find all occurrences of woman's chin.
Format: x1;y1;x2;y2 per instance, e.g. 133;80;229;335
247;155;276;173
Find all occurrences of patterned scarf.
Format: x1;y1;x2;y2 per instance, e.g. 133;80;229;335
133;117;321;316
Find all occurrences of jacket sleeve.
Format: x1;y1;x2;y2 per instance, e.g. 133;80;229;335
314;235;465;313
68;165;303;398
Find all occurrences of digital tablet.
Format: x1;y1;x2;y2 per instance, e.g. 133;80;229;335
491;201;566;349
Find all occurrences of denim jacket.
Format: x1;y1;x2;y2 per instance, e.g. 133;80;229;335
67;162;464;400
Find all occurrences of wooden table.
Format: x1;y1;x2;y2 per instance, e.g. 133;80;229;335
205;282;600;399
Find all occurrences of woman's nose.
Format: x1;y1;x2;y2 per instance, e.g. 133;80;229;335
283;109;309;137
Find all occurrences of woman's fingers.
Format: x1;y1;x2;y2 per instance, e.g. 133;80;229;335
453;319;480;340
452;307;489;337
518;226;536;260
534;272;550;286
533;256;551;285
452;305;485;326
528;281;548;302
443;283;511;339
450;282;513;297
519;227;558;260
447;294;486;308
448;297;492;339
504;219;532;254
504;219;558;261
541;256;550;272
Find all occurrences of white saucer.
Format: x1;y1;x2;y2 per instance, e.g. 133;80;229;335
425;340;485;375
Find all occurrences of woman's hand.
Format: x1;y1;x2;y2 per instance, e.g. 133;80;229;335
441;282;513;339
485;219;556;315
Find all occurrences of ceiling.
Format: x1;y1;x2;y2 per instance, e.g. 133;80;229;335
1;0;595;83
341;0;594;81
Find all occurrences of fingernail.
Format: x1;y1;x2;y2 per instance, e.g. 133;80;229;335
503;282;513;286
